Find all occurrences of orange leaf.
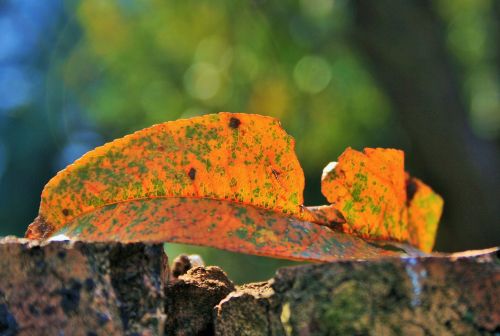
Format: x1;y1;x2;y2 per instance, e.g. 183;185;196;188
317;147;443;252
27;113;305;239
25;113;442;260
406;175;443;252
49;197;404;262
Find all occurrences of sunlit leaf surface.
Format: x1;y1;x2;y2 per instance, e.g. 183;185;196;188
26;113;442;260
319;147;443;252
27;113;305;239
406;176;443;252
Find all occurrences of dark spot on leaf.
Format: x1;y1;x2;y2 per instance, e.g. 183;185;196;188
406;177;418;205
188;168;196;180
229;117;241;129
57;250;66;260
157;146;165;151
272;169;280;179
62;209;70;216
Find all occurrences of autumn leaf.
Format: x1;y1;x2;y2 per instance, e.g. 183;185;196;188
49;197;403;262
25;113;442;261
27;113;305;238
406;175;443;252
316;147;443;252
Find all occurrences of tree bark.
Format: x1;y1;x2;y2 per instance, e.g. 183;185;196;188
1;238;498;335
0;238;167;336
215;248;499;335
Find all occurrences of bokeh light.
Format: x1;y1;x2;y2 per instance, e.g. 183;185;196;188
293;55;332;94
184;62;222;100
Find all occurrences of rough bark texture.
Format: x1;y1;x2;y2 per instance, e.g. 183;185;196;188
0;237;167;336
0;237;498;335
215;282;283;336
164;266;235;335
269;250;499;335
214;248;499;335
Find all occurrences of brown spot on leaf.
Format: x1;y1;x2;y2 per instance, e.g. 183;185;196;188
229;117;241;129
406;177;418;205
188;168;196;180
272;169;280;179
62;209;70;216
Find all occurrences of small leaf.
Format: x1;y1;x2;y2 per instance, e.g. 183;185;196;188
406;175;443;252
317;147;443;252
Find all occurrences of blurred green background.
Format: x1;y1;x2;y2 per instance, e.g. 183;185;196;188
0;0;499;283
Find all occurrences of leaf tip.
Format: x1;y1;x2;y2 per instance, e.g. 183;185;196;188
25;215;55;240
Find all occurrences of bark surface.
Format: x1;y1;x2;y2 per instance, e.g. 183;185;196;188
0;238;498;335
0;237;167;336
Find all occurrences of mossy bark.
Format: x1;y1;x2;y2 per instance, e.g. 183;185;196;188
268;251;499;335
0;237;498;335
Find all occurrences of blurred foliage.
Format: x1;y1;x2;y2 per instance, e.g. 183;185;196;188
435;0;500;138
165;244;304;284
68;0;393;177
0;0;498;283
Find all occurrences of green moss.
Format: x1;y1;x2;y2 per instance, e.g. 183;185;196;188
321;282;369;335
